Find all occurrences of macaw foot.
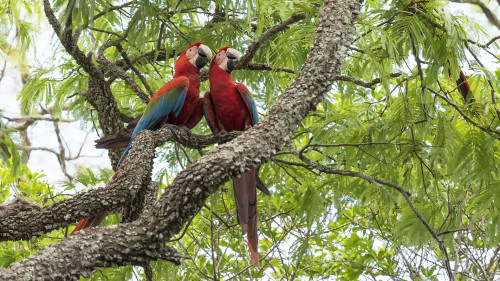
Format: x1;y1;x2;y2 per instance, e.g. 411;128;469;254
217;129;227;136
180;126;194;139
244;125;252;131
181;126;199;147
215;129;227;140
163;123;181;143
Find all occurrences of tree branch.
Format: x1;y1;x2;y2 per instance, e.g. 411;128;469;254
0;130;157;241
95;49;151;104
238;13;307;67
334;73;402;89
428;87;500;138
0;198;41;219
0;0;362;279
288;148;455;280
451;0;500;30
43;0;102;78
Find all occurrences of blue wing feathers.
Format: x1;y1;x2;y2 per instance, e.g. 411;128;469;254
203;101;216;135
244;94;259;125
116;78;188;168
236;83;259;126
173;91;187;117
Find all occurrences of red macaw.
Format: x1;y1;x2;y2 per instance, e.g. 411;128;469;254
204;47;270;267
71;42;212;235
95;42;212;150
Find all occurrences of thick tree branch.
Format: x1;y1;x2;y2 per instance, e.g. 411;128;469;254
0;130;156;241
0;198;41;219
0;227;185;280
0;0;362;279
0;127;238;240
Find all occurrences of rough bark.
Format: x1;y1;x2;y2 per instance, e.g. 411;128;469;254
43;0;125;166
0;128;239;242
0;128;155;240
0;198;41;219
0;0;362;279
86;76;125;168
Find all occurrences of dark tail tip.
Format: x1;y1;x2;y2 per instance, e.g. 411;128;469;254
249;245;260;267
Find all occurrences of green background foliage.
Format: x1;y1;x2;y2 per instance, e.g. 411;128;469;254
1;0;500;279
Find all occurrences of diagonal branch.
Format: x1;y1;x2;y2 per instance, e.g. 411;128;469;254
0;0;362;279
451;0;500;30
95;50;150;104
428;87;500;138
116;43;155;97
0;129;156;241
0;127;238;240
0;198;41;219
287;148;455;280
238;13;307;67
43;0;102;78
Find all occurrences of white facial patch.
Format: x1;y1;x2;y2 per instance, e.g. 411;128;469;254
188;47;198;66
219;54;229;72
186;46;196;60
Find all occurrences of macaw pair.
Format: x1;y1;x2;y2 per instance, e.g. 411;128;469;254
73;43;268;267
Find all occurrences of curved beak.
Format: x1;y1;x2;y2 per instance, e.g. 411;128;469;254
226;48;241;73
195;44;212;69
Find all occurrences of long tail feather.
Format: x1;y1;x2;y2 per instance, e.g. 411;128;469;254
70;218;89;235
95;134;132;149
233;169;259;267
116;144;131;169
247;208;259;267
70;213;108;235
70;168;121;236
256;174;271;196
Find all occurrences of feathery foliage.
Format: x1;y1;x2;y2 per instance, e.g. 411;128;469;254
1;0;500;279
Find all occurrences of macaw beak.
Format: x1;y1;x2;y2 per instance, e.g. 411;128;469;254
226;48;241;73
195;44;212;69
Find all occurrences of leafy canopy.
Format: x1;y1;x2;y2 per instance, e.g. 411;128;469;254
1;0;500;280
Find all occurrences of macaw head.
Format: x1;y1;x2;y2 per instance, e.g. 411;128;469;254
180;42;213;69
211;47;241;73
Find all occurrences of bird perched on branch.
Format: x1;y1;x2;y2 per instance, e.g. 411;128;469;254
204;47;271;267
95;42;212;159
71;42;212;235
